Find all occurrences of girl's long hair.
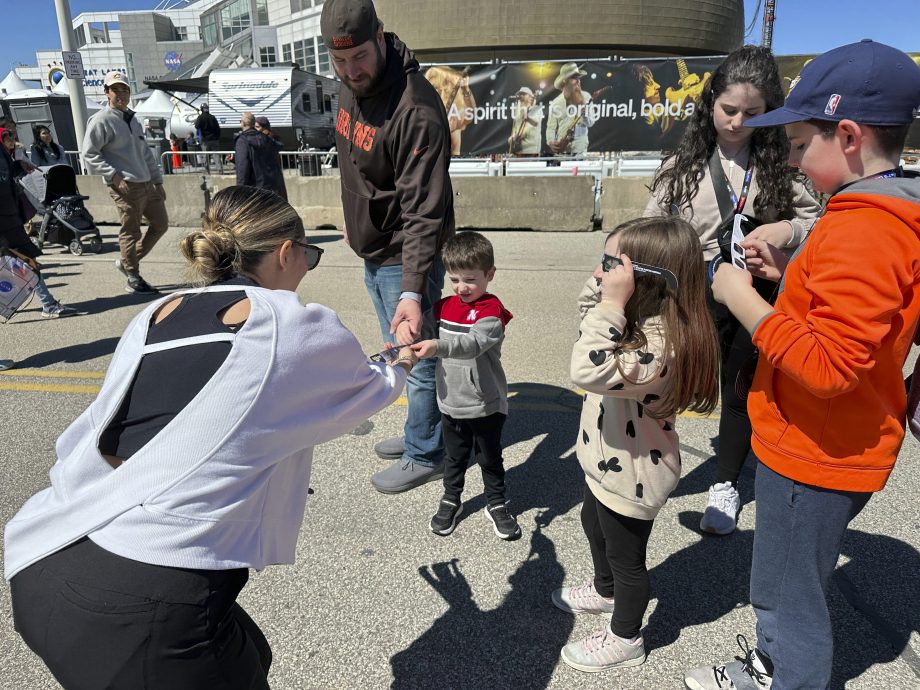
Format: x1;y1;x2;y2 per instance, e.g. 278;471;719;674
609;217;719;418
650;45;796;221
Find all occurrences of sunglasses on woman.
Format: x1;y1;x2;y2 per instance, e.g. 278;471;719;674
292;240;324;270
601;254;679;290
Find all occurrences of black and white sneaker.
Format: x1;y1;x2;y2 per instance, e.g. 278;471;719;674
126;275;158;294
485;502;522;540
430;497;462;536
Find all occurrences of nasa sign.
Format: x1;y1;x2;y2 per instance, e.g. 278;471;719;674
164;52;183;72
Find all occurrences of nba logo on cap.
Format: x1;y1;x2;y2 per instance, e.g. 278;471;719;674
824;94;842;116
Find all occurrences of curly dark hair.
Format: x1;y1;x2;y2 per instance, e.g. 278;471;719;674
650;45;796;221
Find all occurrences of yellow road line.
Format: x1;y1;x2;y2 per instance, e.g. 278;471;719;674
0;369;105;379
0;381;101;394
0;378;718;418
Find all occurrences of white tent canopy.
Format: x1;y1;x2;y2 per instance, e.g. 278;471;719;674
0;70;30;97
3;89;58;100
134;89;176;118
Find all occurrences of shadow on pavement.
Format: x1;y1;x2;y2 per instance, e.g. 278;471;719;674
391;383;582;689
390;522;572;690
15;337;121;368
830;529;920;688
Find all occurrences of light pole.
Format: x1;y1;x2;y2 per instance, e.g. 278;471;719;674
53;0;89;168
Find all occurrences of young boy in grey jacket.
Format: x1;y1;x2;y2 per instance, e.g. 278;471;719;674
403;232;518;539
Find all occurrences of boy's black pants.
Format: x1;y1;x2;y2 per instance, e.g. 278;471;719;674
440;411;507;505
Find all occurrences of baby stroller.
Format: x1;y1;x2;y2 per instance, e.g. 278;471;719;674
18;164;102;255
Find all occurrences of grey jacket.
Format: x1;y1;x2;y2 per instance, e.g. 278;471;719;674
83;106;163;185
426;294;512;419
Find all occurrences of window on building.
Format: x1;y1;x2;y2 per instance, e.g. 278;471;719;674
255;0;269;25
316;39;330;75
220;0;252;41
281;43;292;63
259;47;277;67
202;12;219;48
290;0;311;13
292;39;316;72
175;26;189;41
75;25;87;47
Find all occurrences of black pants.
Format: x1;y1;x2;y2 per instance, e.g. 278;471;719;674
581;485;655;639
706;273;775;486
10;538;271;690
441;411;507;505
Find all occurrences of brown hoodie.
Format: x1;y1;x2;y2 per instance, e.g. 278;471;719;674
334;33;455;293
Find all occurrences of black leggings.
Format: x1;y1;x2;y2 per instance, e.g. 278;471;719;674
580;485;655;639
11;538;271;690
706;274;776;486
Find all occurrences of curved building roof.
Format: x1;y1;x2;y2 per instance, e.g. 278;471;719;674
374;0;745;61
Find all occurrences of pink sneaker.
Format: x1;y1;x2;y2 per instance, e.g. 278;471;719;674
551;581;615;614
561;627;646;673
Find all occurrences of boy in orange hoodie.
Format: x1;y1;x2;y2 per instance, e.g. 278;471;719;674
684;40;920;690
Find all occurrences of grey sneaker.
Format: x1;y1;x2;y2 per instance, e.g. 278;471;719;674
114;258;129;277
560;627;646;673
684;635;773;689
41;303;77;318
371;459;444;494
0;359;14;371
430;497;462;536
485;502;521;540
700;482;741;535
552;581;615;615
374;435;406;459
126;275;158;294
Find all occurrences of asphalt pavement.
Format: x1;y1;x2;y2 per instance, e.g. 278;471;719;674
1;225;918;690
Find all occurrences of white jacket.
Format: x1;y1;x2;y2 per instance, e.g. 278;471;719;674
5;286;405;579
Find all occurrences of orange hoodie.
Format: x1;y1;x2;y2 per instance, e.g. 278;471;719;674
749;177;920;492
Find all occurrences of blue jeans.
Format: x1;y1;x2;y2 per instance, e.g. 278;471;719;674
363;258;445;467
751;460;872;690
33;277;56;308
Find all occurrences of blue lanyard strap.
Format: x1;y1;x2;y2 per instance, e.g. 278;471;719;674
724;164;755;214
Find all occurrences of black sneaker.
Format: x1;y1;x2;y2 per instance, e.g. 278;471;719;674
126;275;158;294
485;502;521;540
430;497;463;536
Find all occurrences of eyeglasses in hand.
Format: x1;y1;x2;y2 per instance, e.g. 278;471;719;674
601;254;678;290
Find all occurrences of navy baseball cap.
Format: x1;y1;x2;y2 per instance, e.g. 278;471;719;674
745;40;920;128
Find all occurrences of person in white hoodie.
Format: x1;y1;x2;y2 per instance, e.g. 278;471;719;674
5;185;417;689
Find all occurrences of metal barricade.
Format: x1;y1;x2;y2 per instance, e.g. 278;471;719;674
161;150;234;175
280;149;338;177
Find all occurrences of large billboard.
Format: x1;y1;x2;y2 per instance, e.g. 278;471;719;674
425;53;920;156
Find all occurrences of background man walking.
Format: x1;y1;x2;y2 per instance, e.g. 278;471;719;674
83;71;168;294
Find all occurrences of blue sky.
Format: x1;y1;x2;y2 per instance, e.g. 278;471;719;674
2;0;918;77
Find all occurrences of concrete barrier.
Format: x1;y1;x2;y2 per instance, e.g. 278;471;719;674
77;174;653;232
599;176;654;230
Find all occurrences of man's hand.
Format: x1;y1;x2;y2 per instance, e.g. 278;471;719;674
20;160;36;174
112;174;129;195
154;183;166;201
599;254;635;312
548;140;563;154
410;339;438;360
342;221;350;246
741;237;789;283
390;298;422;339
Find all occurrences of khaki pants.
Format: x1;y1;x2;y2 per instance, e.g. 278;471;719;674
108;181;169;276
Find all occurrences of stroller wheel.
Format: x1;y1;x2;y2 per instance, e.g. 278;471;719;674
31;237;44;250
69;240;84;256
88;237;103;253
